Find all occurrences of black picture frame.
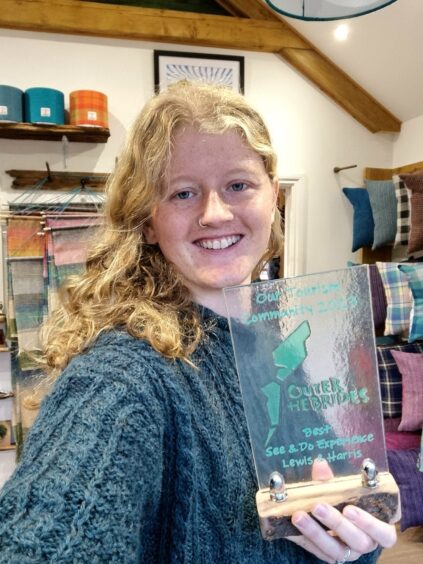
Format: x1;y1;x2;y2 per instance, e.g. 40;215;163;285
153;50;245;93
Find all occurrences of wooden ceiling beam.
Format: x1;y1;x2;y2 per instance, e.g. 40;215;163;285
216;0;401;132
0;0;307;51
215;0;274;19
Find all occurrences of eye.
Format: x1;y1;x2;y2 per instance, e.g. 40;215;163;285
230;182;248;192
174;190;193;200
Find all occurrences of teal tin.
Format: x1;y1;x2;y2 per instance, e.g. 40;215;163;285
0;85;24;122
24;87;65;125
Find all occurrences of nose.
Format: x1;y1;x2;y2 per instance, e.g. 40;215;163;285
199;191;234;227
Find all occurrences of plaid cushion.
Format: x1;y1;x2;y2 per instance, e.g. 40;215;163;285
342;187;374;251
377;262;412;336
377;342;423;418
369;264;387;329
393;174;411;247
399;263;423;342
365;179;397;249
400;170;423;255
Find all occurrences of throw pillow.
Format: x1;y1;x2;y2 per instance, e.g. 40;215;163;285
342;187;374;251
387;448;423;531
393;174;411;247
365;179;397;249
390;350;423;431
376;342;423;418
398;263;423;342
368;264;387;330
376;262;412;336
400;170;423;255
347;262;387;330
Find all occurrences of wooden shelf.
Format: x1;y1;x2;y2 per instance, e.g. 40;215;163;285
0;122;110;143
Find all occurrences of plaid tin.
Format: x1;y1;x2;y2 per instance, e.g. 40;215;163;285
393;174;411;246
377;342;423;418
69;90;108;128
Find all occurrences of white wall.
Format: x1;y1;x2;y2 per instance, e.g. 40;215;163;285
392;113;423;168
0;28;396;274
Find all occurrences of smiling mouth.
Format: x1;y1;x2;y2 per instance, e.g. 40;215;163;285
195;235;242;250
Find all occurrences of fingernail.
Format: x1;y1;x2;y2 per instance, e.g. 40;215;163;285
344;506;359;521
313;503;329;519
291;514;307;527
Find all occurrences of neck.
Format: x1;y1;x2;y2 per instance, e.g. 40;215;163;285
191;288;229;317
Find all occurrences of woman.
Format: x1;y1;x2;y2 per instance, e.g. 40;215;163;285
0;81;395;563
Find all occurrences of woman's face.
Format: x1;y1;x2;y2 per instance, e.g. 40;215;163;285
145;126;278;309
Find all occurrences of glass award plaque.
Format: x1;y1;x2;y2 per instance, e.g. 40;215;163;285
223;266;400;540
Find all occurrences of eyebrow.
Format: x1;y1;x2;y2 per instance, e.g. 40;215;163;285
168;167;265;183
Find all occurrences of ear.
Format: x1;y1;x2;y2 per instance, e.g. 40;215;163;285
143;220;158;244
272;177;279;214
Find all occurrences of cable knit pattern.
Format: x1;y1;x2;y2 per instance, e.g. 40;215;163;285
0;309;381;563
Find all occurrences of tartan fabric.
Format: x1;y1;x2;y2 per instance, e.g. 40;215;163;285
51;225;97;266
400;170;423;255
5;214;101;453
391;349;423;431
7;218;44;258
365;179;397;249
387;449;423;530
399;263;423;342
8;259;44;369
69;90;108;127
377;342;423;418
393;174;411;247
369;264;387;329
377;262;413;336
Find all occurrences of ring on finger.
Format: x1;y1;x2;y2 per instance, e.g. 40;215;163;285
335;546;351;564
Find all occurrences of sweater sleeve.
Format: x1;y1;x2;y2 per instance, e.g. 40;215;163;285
0;334;168;563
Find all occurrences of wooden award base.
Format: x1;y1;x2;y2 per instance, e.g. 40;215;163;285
256;471;401;540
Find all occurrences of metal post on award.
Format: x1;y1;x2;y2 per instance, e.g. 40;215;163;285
224;266;400;541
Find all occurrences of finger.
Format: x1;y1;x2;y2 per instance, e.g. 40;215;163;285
292;510;361;563
287;531;336;563
342;505;397;548
311;503;378;554
311;458;335;481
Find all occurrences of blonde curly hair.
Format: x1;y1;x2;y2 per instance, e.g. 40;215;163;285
40;81;283;376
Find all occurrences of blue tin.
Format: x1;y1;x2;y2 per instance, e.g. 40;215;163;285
0;85;24;122
24;87;65;125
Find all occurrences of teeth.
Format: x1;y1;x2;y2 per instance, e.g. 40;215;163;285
198;235;241;250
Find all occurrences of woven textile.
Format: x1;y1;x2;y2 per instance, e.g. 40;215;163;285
393;174;411;247
399;263;423;342
400;170;423;255
376;262;413;336
365;179;397;249
376;342;423;418
387;449;423;530
51;226;96;266
342;187;374;251
369;264;387;330
6;218;44;258
8;259;44;368
391;350;423;431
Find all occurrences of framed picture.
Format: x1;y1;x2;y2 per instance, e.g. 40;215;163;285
154;50;245;93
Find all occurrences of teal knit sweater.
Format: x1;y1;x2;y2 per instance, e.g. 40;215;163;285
0;309;381;563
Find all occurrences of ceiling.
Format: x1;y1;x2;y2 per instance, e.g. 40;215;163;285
280;0;423;122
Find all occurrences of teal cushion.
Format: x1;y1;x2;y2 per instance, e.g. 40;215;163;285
398;263;423;342
342;187;374;251
365;180;397;249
